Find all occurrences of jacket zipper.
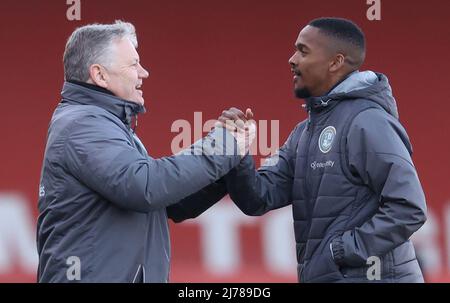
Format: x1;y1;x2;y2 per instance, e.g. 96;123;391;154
300;106;315;281
307;107;312;130
132;264;143;283
127;122;149;281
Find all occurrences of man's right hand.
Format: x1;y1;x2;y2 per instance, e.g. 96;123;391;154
215;107;256;156
216;107;254;131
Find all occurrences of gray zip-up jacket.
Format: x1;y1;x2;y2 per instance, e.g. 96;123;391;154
225;71;427;282
37;82;240;282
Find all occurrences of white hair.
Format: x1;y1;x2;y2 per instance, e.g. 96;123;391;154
63;20;138;82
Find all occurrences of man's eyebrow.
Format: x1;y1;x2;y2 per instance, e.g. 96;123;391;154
295;43;310;51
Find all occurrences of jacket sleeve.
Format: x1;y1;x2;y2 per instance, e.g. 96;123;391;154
331;109;427;266
166;178;227;223
63;114;242;213
224;123;303;216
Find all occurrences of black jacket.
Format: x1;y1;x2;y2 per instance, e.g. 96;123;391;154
225;71;427;282
37;82;240;282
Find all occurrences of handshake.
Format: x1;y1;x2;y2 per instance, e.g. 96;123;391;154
214;107;257;157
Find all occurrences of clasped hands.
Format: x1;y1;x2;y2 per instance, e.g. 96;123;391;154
215;107;256;156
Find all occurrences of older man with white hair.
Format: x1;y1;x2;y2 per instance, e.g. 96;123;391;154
37;21;253;283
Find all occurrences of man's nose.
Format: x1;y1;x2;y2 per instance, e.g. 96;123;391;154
139;64;150;78
288;53;297;67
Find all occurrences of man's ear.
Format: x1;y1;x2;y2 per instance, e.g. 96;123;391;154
329;53;345;73
88;64;108;88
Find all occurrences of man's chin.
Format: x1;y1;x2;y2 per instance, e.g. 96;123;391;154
294;87;312;99
132;95;145;106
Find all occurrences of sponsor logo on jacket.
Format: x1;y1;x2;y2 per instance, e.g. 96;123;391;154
310;160;335;170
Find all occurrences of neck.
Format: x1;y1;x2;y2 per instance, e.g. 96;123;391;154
317;70;357;97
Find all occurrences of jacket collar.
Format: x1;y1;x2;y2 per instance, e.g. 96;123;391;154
303;70;375;112
60;81;146;127
67;79;116;96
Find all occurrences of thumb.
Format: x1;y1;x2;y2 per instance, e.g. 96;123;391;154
245;108;254;120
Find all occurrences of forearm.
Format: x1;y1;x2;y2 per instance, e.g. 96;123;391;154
167;178;227;222
225;154;292;216
68;126;241;213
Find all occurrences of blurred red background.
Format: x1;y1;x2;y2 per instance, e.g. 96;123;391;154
0;0;449;282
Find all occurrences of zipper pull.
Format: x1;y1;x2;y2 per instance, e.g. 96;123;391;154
320;98;331;107
302;103;312;130
307;107;312;130
133;114;138;133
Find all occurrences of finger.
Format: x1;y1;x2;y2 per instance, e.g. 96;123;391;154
224;119;238;131
218;117;241;130
228;107;246;119
235;119;245;130
218;116;230;124
220;115;246;131
224;124;238;132
245;108;254;120
227;109;247;124
215;118;235;128
221;110;242;122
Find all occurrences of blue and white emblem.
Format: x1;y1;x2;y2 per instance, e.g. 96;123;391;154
318;126;336;154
